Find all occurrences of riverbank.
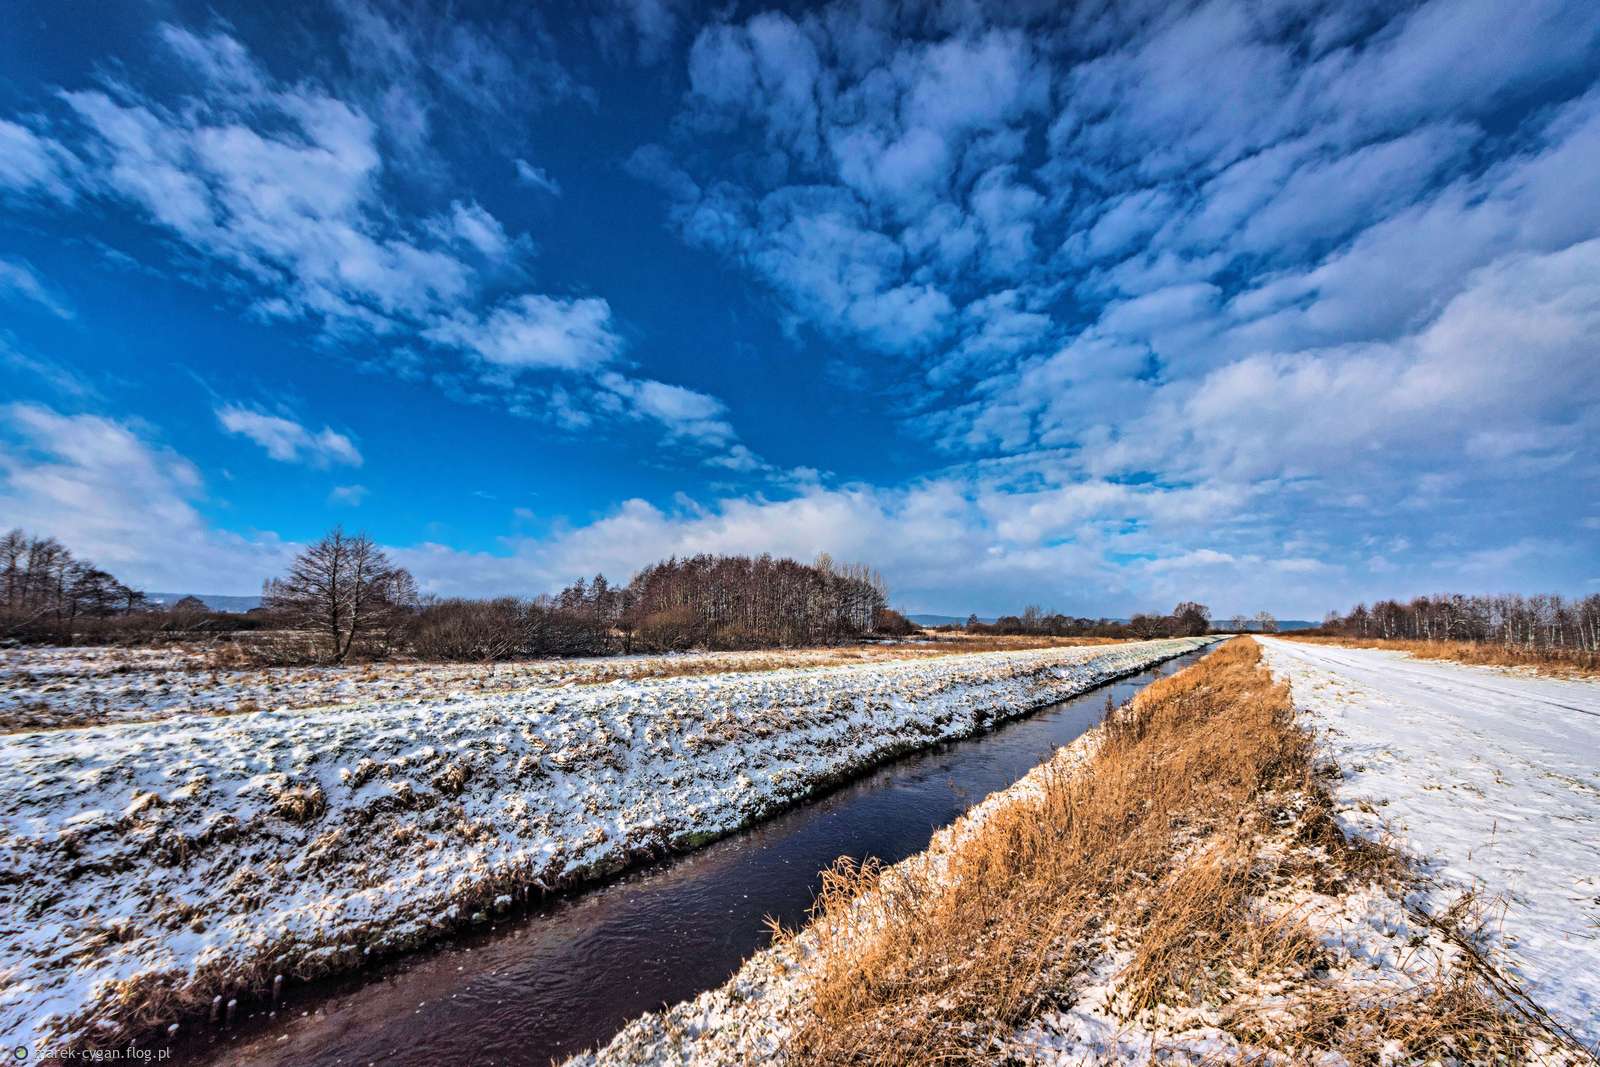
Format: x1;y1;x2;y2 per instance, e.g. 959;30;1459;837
576;638;1584;1065
0;637;1211;1054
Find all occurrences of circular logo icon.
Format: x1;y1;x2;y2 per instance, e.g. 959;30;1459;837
12;1046;28;1061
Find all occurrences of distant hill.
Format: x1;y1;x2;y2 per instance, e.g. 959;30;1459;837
144;592;263;613
908;614;996;627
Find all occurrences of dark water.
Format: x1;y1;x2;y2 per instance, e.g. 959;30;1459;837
182;647;1210;1067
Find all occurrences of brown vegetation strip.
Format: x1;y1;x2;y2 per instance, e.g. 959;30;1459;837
1282;634;1600;678
777;638;1578;1065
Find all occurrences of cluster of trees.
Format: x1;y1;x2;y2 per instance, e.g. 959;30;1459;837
406;555;894;661
961;601;1220;639
264;530;898;662
1319;593;1600;651
625;553;889;649
1;529;146;639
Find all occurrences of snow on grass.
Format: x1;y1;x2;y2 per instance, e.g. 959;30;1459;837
1259;637;1600;1050
0;637;1209;1053
0;639;1111;731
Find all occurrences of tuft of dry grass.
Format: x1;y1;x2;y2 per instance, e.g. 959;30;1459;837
779;638;1584;1065
271;782;327;823
1282;634;1600;677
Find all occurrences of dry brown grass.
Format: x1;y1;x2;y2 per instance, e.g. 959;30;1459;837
779;638;1583;1065
1282;634;1600;677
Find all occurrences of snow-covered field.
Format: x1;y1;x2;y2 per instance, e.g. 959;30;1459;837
0;641;1034;731
1260;637;1600;1049
0;637;1209;1053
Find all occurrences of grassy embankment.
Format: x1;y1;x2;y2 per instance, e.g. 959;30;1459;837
776;638;1584;1064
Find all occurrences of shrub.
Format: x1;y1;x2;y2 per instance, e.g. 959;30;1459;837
636;607;700;651
873;608;916;637
409;597;526;661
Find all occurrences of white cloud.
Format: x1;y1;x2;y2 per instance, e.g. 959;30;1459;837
0;257;73;318
514;158;562;196
598;372;736;445
329;483;370;506
0;119;76;201
0;403;294;592
215;404;364;468
158;24;269;97
0;391;1578;621
427;294;623;371
58;53;475;329
430;199;515;258
1086;238;1600;486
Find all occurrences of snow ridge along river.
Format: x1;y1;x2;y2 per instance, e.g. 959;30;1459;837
0;637;1212;1053
1259;638;1600;1049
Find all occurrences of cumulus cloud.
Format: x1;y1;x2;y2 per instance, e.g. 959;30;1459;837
598;371;736;445
215;404;364;467
1079;238;1600;492
427;295;623;371
2;393;1584;618
629;15;1052;355
0;403;294;591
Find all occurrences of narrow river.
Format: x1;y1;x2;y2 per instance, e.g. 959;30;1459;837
180;646;1210;1067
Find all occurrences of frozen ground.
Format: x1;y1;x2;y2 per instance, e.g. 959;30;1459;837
1260;637;1600;1049
0;637;1208;1053
0;639;1101;731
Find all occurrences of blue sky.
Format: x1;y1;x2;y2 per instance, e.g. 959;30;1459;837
1;0;1597;618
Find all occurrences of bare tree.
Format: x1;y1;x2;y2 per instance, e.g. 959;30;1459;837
264;527;416;662
1171;601;1211;636
1129;612;1167;639
1254;610;1279;633
1228;613;1249;633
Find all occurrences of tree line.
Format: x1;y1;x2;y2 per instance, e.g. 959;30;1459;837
259;529;898;662
959;601;1227;639
1317;593;1600;651
1;529;147;639
1;525;902;660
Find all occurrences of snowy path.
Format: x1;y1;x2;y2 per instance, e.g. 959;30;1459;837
1259;638;1600;1048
